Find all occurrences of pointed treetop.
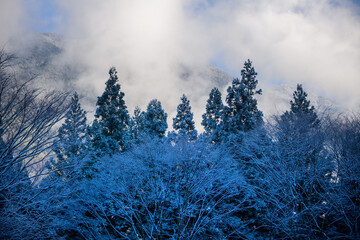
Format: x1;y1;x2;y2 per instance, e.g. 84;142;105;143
93;67;131;152
67;91;85;119
54;91;87;168
285;84;319;126
202;87;223;134
109;67;117;78
133;106;145;129
144;99;168;138
131;106;145;142
173;94;197;140
241;59;258;90
224;59;263;133
290;84;313;114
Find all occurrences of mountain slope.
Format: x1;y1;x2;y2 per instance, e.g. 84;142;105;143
9;33;341;129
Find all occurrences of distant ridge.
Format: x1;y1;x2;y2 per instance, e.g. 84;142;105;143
9;32;341;119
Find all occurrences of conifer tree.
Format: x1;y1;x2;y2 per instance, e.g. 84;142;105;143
224;59;263;133
282;84;319;127
202;88;223;133
93;67;131;152
131;106;145;143
143;99;168;138
54;92;87;171
279;84;320;153
172;94;197;140
223;60;263;132
202;88;224;142
277;84;323;216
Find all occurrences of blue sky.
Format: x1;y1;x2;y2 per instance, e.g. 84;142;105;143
25;0;62;33
31;0;360;32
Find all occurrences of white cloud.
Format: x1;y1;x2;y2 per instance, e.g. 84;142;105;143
0;0;26;45
3;0;360;130
54;0;216;129
57;0;359;125
194;0;360;108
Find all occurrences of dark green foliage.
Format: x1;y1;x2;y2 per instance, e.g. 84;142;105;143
130;106;145;143
88;119;120;155
223;59;263;134
172;94;197;140
93;67;131;152
53;92;87;175
281;84;319;127
279;84;321;167
143;99;168;138
271;84;329;239
202;87;223;142
280;84;321;165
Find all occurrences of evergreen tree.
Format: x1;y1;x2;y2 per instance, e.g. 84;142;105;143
279;84;320;155
202;88;223;133
172;94;197;140
131;106;145;143
202;88;223;142
93;67;131;152
224;59;263;133
54;92;87;169
279;84;320;161
143;99;168;138
282;84;319;127
276;84;323;225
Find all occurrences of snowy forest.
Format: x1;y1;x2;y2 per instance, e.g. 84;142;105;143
0;49;359;239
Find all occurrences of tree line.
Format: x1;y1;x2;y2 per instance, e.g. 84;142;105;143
0;50;359;239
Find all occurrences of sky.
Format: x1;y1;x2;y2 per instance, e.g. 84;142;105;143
0;0;359;129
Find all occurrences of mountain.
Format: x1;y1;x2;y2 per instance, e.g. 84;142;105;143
258;84;342;118
8;33;341;128
9;32;80;90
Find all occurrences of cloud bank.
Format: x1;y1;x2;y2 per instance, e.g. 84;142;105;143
197;0;360;107
2;0;360;130
55;0;218;128
0;0;26;44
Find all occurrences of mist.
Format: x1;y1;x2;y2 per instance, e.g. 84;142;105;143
1;0;360;130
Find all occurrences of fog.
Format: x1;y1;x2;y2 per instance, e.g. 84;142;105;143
1;0;359;130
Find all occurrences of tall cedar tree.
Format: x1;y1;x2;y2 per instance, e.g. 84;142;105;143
172;94;197;140
202;88;223;133
280;84;320;165
202;87;223;142
93;67;130;152
144;99;168;138
275;84;324;236
224;59;263;133
282;84;319;127
54;92;87;163
131;106;145;143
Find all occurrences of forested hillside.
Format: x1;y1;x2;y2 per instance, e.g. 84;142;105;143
1;50;359;239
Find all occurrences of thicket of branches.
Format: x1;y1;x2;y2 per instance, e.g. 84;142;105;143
1;52;359;239
0;50;68;238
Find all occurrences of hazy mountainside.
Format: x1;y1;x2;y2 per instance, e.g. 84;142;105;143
258;84;342;117
179;63;234;88
9;32;340;120
9;32;80;90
